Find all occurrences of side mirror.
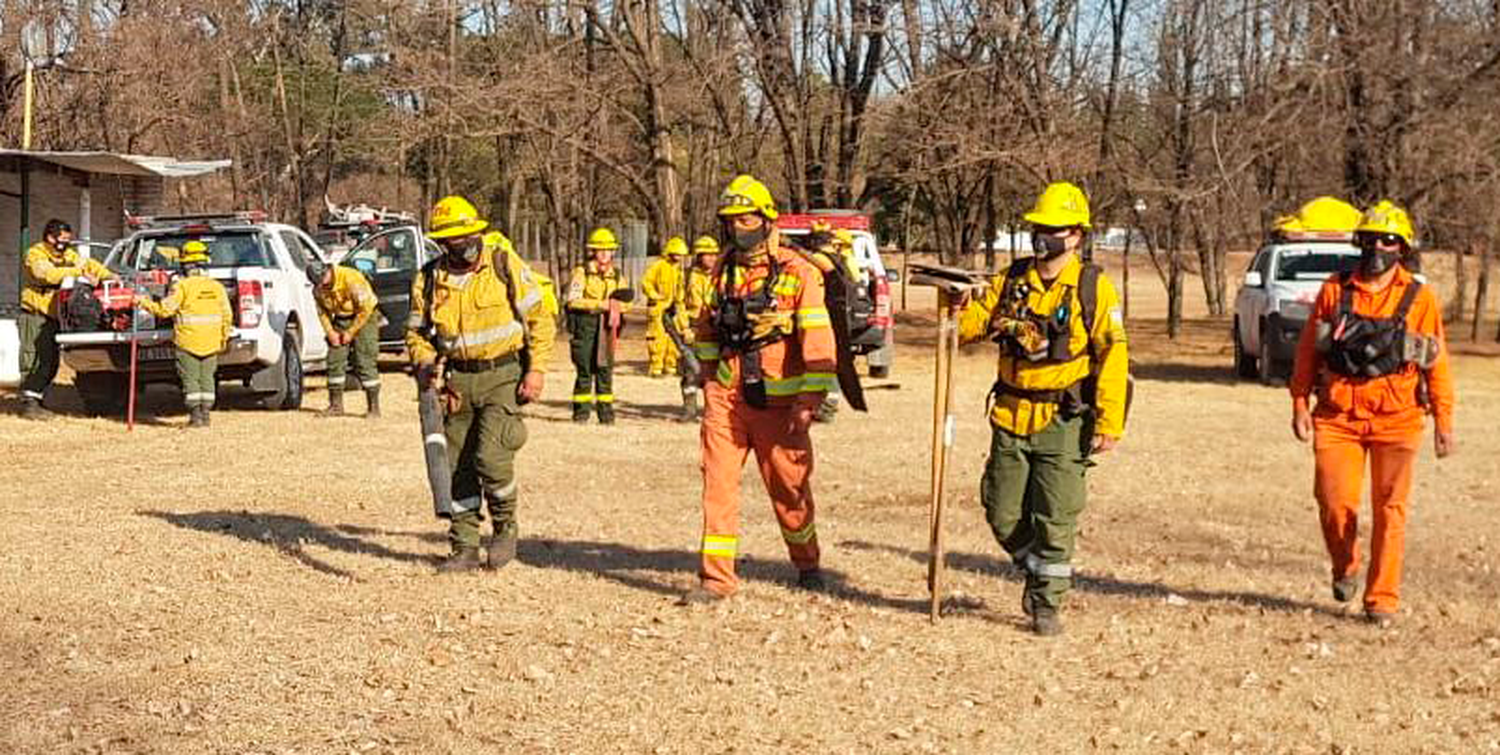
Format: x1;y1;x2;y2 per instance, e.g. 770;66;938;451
1243;270;1263;288
886;270;902;283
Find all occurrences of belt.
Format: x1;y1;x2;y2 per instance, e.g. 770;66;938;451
989;380;1074;404
447;353;519;373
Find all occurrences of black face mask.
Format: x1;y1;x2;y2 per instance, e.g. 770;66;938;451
1031;233;1070;260
443;237;483;267
1358;247;1400;276
724;220;771;253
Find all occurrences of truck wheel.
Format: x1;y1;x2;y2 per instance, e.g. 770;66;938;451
1232;321;1257;379
264;328;305;410
75;371;127;416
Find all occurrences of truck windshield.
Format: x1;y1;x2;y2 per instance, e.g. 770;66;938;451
116;231;269;272
1276;250;1357;281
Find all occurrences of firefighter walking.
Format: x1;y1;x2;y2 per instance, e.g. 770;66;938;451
565;228;632;424
136;241;233;428
407;196;555;573
1290;200;1456;627
682;175;838;604
310;260;382;418
17;219;116;419
643;236;688;378
953;182;1129;636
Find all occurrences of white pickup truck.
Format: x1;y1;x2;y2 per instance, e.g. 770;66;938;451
57;213;330;413
1231;236;1360;384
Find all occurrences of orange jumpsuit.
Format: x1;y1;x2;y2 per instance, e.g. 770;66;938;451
1290;266;1454;614
691;246;839;596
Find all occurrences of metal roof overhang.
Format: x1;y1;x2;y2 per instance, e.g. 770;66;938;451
0;150;230;178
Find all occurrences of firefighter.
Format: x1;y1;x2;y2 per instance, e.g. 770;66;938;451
952;182;1130;636
681;175;839;604
1290;200;1455;627
408;196;555;573
685;236;719;321
644;236;688;378
17;219;115;419
136;241;232;428
565;228;632;424
309;259;382;418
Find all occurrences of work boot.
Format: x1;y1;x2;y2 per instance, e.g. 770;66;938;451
364;387;381;419
795;569;826;592
1021;590;1036;617
187;405;208;428
1031;607;1064;637
1366;610;1397;629
598;404;616;425
814;394;839;423
678;586;728;606
437;546;484;574
680;392;700;422
200;406;212;427
572;404;591;423
20;397;52;420
1332;575;1359;603
323;390;345;417
487;526;518;570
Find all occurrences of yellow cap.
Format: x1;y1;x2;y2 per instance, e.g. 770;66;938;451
180;240;209;265
718;174;778;221
1023;182;1091;229
428;196;489;240
692;235;720;255
1356;200;1415;246
587;227;620;250
662;236;688;258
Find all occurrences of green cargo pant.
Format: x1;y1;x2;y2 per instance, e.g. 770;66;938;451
327;316;380;392
979;413;1094;611
176;350;218;408
18;311;60;402
444;360;528;550
568;312;614;421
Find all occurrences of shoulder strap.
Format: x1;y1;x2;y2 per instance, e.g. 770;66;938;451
1078;263;1100;336
419;257;442;335
492;247;528;339
1336;271;1356;318
1392;279;1421;322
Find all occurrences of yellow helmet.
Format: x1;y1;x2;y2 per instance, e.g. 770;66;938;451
180;240;209;265
428;196;489;240
1024;182;1092;229
718;174;779;221
1356;200;1415;247
587;227;620;250
1280;196;1362;234
692;235;720;255
662;236;688;258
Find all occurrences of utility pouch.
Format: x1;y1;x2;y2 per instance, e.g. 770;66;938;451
741;350;768;409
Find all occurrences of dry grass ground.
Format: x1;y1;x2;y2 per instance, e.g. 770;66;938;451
3;260;1498;754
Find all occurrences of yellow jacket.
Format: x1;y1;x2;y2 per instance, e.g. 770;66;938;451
22;242;115;317
958;255;1130;438
315;266;378;336
686;267;714;321
139;272;233;358
642;257;684;314
405;239;556;371
565;261;631;314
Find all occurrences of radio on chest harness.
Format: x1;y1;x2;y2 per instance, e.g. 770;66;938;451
988;257;1104;415
1318;272;1438;379
711;252;786;409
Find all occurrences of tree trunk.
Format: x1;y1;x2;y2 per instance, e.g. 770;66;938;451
1473;238;1491;341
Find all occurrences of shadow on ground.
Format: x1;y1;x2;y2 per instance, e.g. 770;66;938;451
838;539;1344;618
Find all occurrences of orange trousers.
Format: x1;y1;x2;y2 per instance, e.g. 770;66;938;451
1312;410;1424;614
698;382;820;596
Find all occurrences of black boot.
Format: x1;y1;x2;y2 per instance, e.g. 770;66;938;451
20;397;51;420
437;546;484;573
487;525;518;570
187;405;208;428
598;403;616;425
364;387;381;419
323;390;345;417
680;390;700;422
572;403;591;423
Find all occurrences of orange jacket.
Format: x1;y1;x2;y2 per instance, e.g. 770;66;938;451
691;246;837;406
1290;266;1454;433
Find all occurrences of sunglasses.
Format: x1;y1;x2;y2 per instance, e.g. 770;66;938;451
1033;225;1075;236
1358;233;1405;249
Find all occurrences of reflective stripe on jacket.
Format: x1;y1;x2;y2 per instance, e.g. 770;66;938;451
565;261;631;314
139;272;233;358
1290;265;1454;433
957;255;1129;437
22;242;116;317
405;239;557;370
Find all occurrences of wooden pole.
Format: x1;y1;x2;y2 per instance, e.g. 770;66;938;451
927;289;956;622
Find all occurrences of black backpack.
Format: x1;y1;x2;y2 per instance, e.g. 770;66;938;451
1324;272;1421;378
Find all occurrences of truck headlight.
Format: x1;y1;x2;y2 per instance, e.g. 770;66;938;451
1278;300;1311;321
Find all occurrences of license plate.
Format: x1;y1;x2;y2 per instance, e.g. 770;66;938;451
139;345;176;361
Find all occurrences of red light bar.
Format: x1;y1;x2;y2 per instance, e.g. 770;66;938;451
1277;230;1353;242
777;213;871;231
